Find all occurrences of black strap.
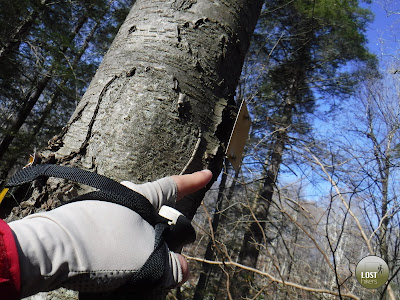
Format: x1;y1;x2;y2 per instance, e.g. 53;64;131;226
126;223;169;289
6;164;159;226
7;164;192;290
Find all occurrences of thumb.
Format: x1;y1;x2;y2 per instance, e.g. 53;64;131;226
172;170;213;200
177;254;190;285
163;252;190;287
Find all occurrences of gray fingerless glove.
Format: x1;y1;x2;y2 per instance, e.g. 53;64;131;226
9;177;183;298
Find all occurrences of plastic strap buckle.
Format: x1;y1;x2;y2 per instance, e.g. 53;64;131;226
159;206;183;225
158;206;196;251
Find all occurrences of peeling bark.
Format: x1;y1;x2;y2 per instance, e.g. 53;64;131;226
5;0;263;297
11;0;262;220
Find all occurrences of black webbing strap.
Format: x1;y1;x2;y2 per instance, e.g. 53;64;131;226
6;164;159;226
126;223;169;289
7;164;175;289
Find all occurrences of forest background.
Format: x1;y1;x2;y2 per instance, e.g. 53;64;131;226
1;0;400;299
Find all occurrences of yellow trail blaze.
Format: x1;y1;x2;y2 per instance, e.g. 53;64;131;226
0;188;9;205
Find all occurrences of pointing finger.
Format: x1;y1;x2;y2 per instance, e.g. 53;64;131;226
171;170;213;201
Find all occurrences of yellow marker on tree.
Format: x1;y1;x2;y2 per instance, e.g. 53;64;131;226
0;153;37;205
0;188;9;205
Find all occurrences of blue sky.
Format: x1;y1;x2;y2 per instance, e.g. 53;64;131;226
364;0;399;67
279;1;400;202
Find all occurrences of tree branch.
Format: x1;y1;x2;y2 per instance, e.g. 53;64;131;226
185;255;360;300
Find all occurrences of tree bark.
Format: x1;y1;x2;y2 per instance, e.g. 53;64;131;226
6;0;263;298
26;0;263;219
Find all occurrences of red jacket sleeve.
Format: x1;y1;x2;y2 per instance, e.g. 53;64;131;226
0;219;20;300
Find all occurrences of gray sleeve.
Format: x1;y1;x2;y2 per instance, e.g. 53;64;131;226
9;200;182;297
121;177;178;210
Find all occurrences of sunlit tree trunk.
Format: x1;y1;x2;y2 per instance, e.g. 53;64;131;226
231;37;308;295
231;95;291;297
6;0;263;298
20;0;264;219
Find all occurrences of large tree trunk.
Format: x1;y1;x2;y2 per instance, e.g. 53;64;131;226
231;79;296;298
12;0;263;219
231;24;313;295
6;0;263;298
231;122;287;297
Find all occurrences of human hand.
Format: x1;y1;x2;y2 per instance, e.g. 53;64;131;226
9;170;212;298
